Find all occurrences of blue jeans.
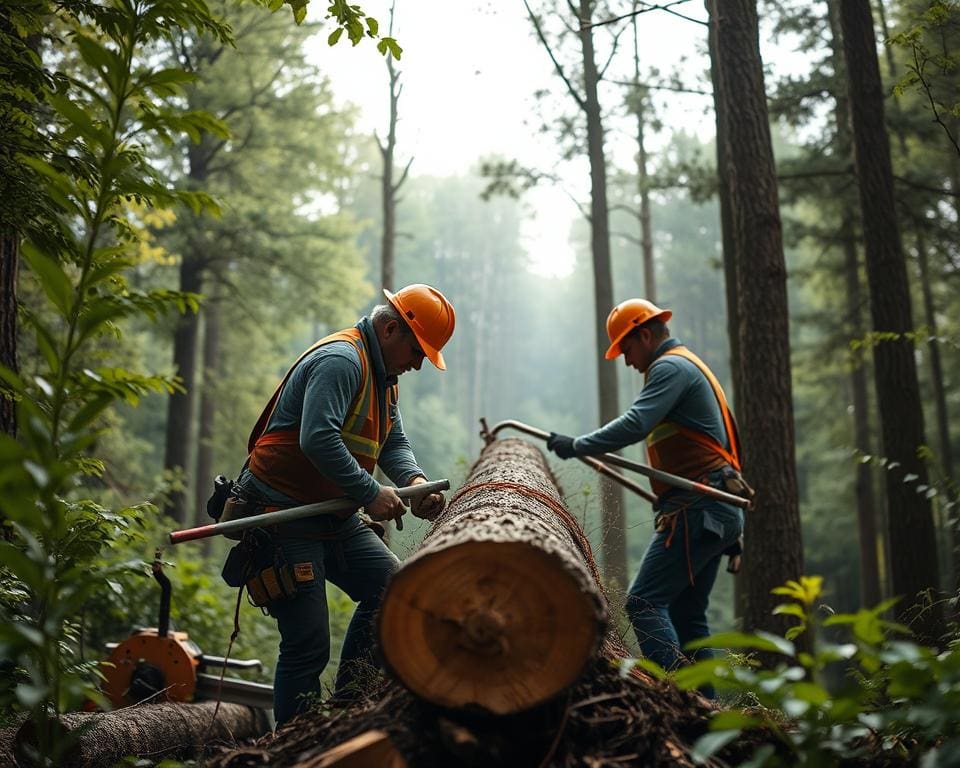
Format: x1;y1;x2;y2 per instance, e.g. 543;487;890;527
625;495;743;677
264;514;399;725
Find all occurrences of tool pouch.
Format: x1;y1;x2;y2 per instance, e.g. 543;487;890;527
221;528;270;588
246;561;297;607
206;474;234;521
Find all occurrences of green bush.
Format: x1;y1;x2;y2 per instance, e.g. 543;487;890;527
626;576;960;767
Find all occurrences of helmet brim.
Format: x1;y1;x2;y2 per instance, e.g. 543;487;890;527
604;309;673;359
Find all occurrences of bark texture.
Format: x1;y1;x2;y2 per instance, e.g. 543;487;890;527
208;441;765;768
709;0;805;646
578;0;626;590
13;702;270;768
827;0;882;608
840;0;943;642
378;438;606;714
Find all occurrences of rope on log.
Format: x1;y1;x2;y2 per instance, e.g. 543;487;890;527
377;438;607;715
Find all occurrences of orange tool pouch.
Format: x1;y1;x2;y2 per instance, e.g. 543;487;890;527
246;561;297;607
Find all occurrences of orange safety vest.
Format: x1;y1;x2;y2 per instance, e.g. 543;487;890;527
644;346;742;496
246;327;397;504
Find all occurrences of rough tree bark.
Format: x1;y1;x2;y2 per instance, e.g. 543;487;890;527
12;702;270;768
577;0;626;590
839;0;944;643
706;0;745;620
194;283;222;533
378;438;606;714
708;0;805;646
524;0;627;588
827;0;882;608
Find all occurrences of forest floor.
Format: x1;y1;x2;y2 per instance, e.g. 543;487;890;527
208;658;768;768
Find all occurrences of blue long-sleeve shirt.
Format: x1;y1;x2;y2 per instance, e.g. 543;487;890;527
573;338;730;457
241;317;423;506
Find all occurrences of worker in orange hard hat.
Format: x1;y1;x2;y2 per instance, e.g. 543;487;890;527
546;298;752;695
224;283;455;724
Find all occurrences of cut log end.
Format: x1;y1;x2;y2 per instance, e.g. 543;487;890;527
379;538;602;714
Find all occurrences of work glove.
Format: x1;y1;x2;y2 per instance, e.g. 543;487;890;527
546;432;577;460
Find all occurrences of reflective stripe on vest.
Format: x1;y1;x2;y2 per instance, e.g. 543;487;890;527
246;327;396;503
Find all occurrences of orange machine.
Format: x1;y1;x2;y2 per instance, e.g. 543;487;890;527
100;550;272;710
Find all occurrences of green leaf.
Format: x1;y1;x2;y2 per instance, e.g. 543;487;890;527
772;603;806;620
328;27;344;45
790;681;830;705
691;730;741;763
365;16;378;36
22;242;74;317
74;34;119;75
384;37;402;60
67;395;114;433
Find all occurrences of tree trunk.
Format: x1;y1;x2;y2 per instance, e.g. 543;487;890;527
194;283;222;534
839;0;943;643
163;137;211;524
379;3;403;295
0;232;17;437
579;0;626;590
709;0;805;646
916;231;958;591
378;438;606;714
631;6;655;302
163;249;202;524
827;0;883;609
706;0;746;620
13;702;270;768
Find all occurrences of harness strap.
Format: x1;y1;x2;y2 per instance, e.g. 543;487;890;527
660;346;742;471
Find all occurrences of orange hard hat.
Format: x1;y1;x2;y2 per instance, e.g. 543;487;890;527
383;284;456;370
604;298;672;359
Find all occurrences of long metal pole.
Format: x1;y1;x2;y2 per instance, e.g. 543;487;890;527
481;419;750;509
168;479;451;545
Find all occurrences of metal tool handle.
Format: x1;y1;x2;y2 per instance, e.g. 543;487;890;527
480;418;751;509
479;418;657;504
590;452;750;508
168;479;451;545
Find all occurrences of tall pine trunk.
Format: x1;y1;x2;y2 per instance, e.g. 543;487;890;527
163;247;202;524
706;0;745;620
631;7;655;302
194;283;221;535
379;8;401;294
709;0;805;644
916;232;958;590
579;0;625;589
827;0;882;608
839;0;943;643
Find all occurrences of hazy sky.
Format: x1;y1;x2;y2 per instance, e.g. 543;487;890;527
305;1;719;276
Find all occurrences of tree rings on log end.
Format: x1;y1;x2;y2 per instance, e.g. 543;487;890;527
378;539;602;714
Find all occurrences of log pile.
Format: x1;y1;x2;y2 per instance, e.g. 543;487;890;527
209;439;757;767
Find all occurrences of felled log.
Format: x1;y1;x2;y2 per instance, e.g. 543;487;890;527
13;701;271;768
378;438;607;714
